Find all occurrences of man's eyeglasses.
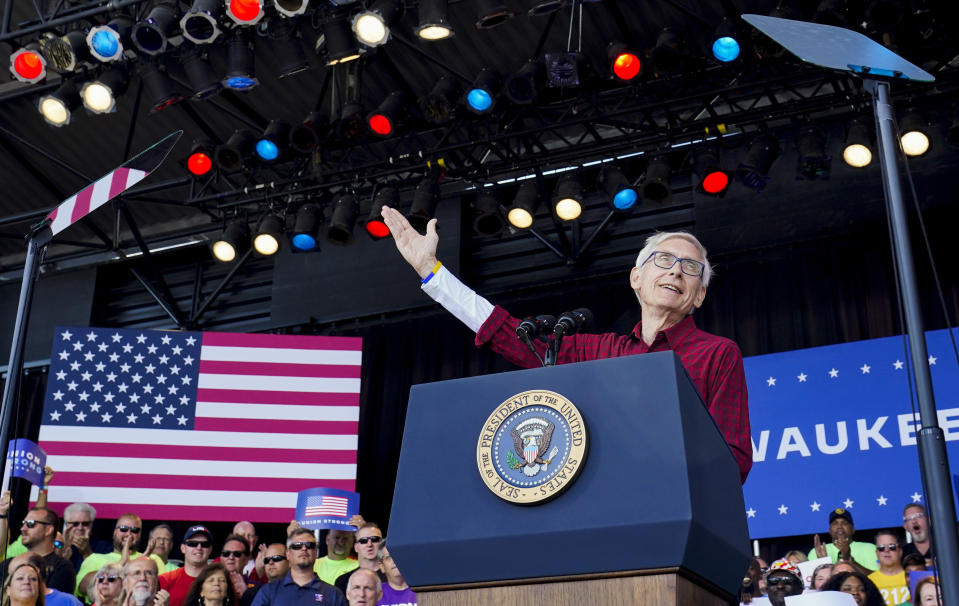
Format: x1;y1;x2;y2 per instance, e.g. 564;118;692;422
877;544;899;552
221;550;247;558
21;519;52;528
766;576;799;587
66;520;92;528
642;251;705;278
96;576;120;583
288;542;317;551
184;540;211;549
116;525;141;534
356;536;382;545
264;555;287;564
904;512;926;523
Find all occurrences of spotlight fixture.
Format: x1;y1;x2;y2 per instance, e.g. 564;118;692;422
140;61;185;112
255;121;291;163
693;148;730;196
269;19;308;78
736;133;780;192
292;204;321;251
813;0;848;27
80;69;128;114
712;18;741;63
476;0;515;29
215;130;255;172
365;187;396;239
598;165;637;210
368;91;406;137
225;0;265;25
641;156;672;203
508;180;539;229
181;0;222;45
132;2;178;55
275;0;310;18
40;31;89;73
211;220;250;262
86;17;131;62
843;117;874;167
186;139;215;177
607;43;642;82
545;51;585;88
223;29;258;90
796;126;831;180
339;101;367;140
553;174;583;221
254;214;285;255
505;60;544;104
182;46;221;99
473;192;505;236
353;0;399;47
899;108;930;157
466;68;501;114
38;80;80;127
528;0;567;16
649;28;684;75
291;112;330;154
417;0;453;40
408;177;439;232
328;193;359;245
419;76;460;124
323;17;361;65
10;45;46;84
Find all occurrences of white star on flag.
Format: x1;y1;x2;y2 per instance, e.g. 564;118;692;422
912;492;923;503
778;504;788;515
843;498;854;508
61;330;73;340
860;364;870;374
877;495;888;506
810;502;821;511
929;356;937;365
894;360;904;369
797;373;807;382
747;508;756;518
829;368;839;378
767;376;776;386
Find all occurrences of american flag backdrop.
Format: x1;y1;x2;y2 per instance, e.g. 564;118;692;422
35;326;361;522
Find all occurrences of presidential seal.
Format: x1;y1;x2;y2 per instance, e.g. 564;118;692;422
476;389;587;504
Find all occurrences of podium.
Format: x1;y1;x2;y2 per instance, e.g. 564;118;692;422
387;352;750;605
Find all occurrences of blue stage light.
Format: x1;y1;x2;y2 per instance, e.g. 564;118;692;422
712;36;740;62
91;30;119;58
255;139;279;161
291;233;317;250
613;188;638;210
224;76;257;90
467;89;493;112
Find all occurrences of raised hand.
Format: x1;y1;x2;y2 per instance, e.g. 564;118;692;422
381;205;439;279
813;534;827;558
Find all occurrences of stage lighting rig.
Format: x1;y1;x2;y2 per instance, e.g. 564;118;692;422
269;19;308;78
598;165;637;210
292;204;322;251
899;108;930;157
181;0;223;45
223;29;258;90
226;0;265;25
416;0;453;40
87;17;131;62
545;51;586;88
365;187;396;239
182;46;221;99
608;43;641;82
505;60;544;104
736;133;781;192
353;0;399;47
368;92;406;137
408;177;439;232
40;31;89;73
473;192;506;236
649;29;684;75
842;117;874;167
553;174;583;221
328;193;359;245
508;180;539;229
466;69;501;114
186;140;215;177
693;148;730;196
38;80;80;127
10;45;46;84
291;112;330;154
215;130;256;172
527;0;567;16
254;214;285;255
275;0;310;18
712;18;741;63
80;69;128;114
419;76;459;124
476;0;515;29
641;156;672;203
255;121;292;163
796;126;831;180
140;61;185;112
132;2;178;55
323;17;361;65
212;220;251;263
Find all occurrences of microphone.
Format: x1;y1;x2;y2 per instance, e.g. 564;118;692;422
516;315;557;341
553;308;593;338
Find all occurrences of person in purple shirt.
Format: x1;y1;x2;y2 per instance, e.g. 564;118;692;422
375;546;415;606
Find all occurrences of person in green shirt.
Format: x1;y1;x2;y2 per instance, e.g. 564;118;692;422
75;514;164;598
808;507;879;575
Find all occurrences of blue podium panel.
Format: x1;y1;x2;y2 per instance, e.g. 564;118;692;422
388;352;750;597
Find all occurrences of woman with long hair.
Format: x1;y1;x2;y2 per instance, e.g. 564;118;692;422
87;563;123;606
182;564;236;606
1;563;45;606
822;571;885;606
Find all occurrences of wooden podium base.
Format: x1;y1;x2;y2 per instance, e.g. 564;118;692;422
416;568;732;606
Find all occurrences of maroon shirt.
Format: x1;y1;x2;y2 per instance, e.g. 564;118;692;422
476;306;752;482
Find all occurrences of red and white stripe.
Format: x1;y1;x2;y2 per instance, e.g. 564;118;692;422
45;167;149;236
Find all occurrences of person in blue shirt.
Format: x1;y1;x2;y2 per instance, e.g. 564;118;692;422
251;529;345;606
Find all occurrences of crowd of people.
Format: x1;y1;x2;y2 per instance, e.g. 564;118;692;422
741;505;942;606
0;481;416;606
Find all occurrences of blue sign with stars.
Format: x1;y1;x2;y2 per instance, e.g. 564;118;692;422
742;327;959;537
44;327;201;429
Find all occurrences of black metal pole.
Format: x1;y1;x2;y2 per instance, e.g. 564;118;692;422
0;225;51;489
870;79;959;603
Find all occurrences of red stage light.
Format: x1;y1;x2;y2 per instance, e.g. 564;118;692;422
612;52;641;81
368;113;393;136
701;170;729;194
12;49;45;82
365;219;390;238
228;0;263;23
188;152;213;176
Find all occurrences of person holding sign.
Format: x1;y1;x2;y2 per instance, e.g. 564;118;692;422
381;206;752;482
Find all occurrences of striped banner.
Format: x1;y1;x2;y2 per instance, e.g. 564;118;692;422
35;326;361;522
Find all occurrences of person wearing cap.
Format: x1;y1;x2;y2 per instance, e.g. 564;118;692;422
158;525;214;606
763;559;804;606
76;515;164;599
808;508;879;574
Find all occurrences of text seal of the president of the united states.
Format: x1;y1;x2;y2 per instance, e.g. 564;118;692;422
476;389;588;504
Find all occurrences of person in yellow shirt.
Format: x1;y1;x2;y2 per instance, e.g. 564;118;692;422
867;530;909;606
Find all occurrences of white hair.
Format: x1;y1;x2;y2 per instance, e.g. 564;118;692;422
634;231;713;287
347;568;382;594
64;502;97;522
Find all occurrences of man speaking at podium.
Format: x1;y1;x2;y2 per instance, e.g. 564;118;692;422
381;206;750;483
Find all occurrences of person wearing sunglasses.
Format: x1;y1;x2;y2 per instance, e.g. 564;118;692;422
87;563;123;606
333;524;384;595
218;534;258;601
238;545;288;606
76;515;163;600
249;529;346;606
867;530;908;606
382;206;752;483
900;504;934;567
0;508;76;595
158;526;215;606
762;559;804;606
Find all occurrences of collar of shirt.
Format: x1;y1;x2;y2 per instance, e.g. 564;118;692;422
630;314;696;351
281;572;323;589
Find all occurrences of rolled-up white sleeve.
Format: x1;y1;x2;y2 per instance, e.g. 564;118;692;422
421;266;494;332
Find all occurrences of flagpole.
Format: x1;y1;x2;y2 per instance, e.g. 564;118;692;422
0;225;52;491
